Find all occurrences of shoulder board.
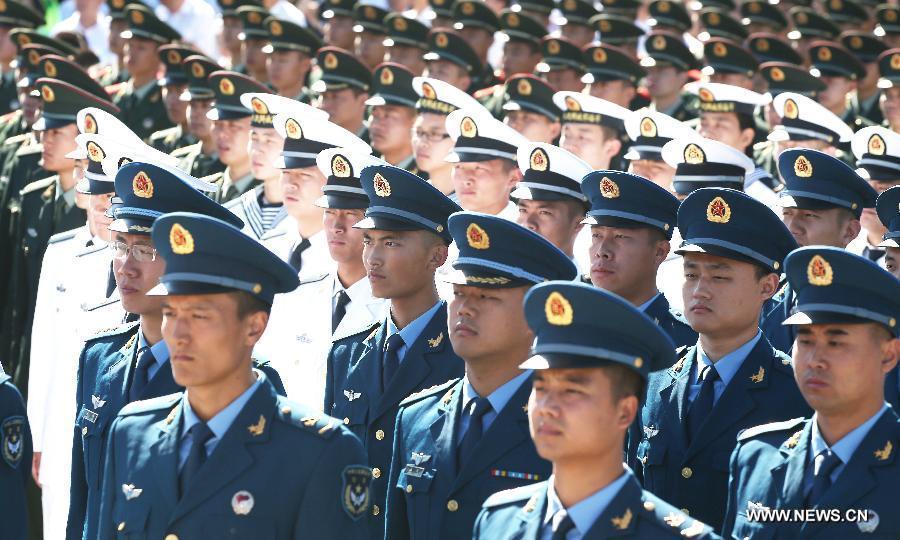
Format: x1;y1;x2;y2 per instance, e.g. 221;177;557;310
482;481;546;508
170;142;200;158
676;345;690;359
3;132;29;146
19;176;55;196
14;142;42;156
298;272;330;286
119;392;182;416
737;417;806;442
275;399;340;439
48;228;80;244
401;377;460;406
473;85;500;99
150;126;178;140
85;320;140;341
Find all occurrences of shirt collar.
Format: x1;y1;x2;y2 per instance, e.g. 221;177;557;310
137;328;170;366
461;370;532;415
55;178;76;207
180;376;262;442
811;403;889;464
695;330;762;386
334;273;369;305
133;79;158;101
224;169;255;195
637;292;662;313
386;301;443;346
543;471;631;533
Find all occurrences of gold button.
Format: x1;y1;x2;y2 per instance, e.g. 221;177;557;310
372;504;380;516
406;484;413;493
372;467;381;479
165;535;178;540
681;467;692;479
343;417;350;425
281;406;291;415
643;501;655;511
375;429;385;441
682;508;690;515
117;522;125;532
447;499;459;512
82;426;88;436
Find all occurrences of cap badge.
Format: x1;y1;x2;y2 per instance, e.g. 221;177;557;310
324;52;339;69
545;292;573;326
793;155;812;178
331;154;352;178
421;82;437;99
460;116;478;138
658;1;670;12
888;9;899;23
284;118;302;139
592;47;607;63
43;60;56;77
131;9;144;24
86;141;105;162
712;42;727;57
547;40;560;55
755;38;769;52
461;2;475;15
270;20;282;36
749;2;761;13
600;177;620;198
652;35;666;50
435;32;449;48
817;47;832;62
892;53;900;70
849;36;862;49
219;78;235;96
191;62;205;78
380;67;394;85
466;223;490;249
795;11;807;24
517;78;532;96
507;13;520;27
698;87;714;102
27;50;39;65
868;134;886;156
639;117;657;137
169;223;195;255
807;254;833;286
231;491;255;515
247;11;261;23
530;148;549;171
598;19;611;32
250;97;268;114
769;67;785;82
394;16;408;30
247;414;266;436
167;50;181;64
373;173;391;197
684;143;705;165
707;11;720;24
132;171;154;198
40;85;54;103
564;0;576;9
830;0;842;9
783;98;799;119
112;0;124;7
706;196;731;224
83;113;97;134
16;34;30;45
364;5;376;18
564;95;581;111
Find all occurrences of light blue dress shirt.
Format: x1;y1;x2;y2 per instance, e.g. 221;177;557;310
385;301;443;362
807;403;889;487
178;376;262;469
457;370;532;443
689;331;762;404
540;471;631;540
137;329;170;381
636;292;661;313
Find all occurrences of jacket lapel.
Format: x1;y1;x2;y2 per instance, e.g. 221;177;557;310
512;486;547;540
116;332;140;402
657;350;693;449
429;380;462;480
584;474;643;539
357;323;386;421
148;396;184;517
643;294;668;325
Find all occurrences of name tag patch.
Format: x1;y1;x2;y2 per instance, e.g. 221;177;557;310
79;406;99;424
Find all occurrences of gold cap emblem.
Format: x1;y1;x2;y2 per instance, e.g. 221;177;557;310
40;85;54;102
807;254;833;286
247;10;261;23
849;36;862;49
460;116;477;138
749;2;761;13
712;42;727;57
169;223;195;255
435;32;449;48
466;223;490;249
380;67;394;86
888;9;899;22
564;95;581;111
639;117;657;137
507;13;520;27
795;11;808;24
284;118;302;139
324;52;339;69
43;60;56;77
83;113;97;134
167;50;181;64
600;177;620;198
706;196;731;223
658;1;670;12
219;78;235;96
461;2;475;15
794;155;812;177
112;0;124;7
769;67;785;82
373;173;391;197
684;143;705;165
817;47;832;62
27;49;39;65
545;291;573;326
652;35;666;51
546;39;560;55
421;81;437;99
755;38;769;52
517;78;532;96
592;47;607;63
707;12;720;25
86;141;105;162
783;98;799;119
17;34;30;45
270;20;282;36
598;19;611;32
131;9;144;24
394;16;408;30
892;54;900;70
133;171;154;198
331;154;352;177
191;62;205;78
698;87;714;102
364;5;376;18
250;97;268;114
530;148;549;171
868;134;886;156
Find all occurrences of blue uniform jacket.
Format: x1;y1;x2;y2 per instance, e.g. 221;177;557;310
96;372;370;539
632;337;812;531
67;322;285;540
1;373;32;540
645;293;698;349
759;282;795;355
723;409;900;539
384;376;550;540
473;470;719;539
323;302;464;532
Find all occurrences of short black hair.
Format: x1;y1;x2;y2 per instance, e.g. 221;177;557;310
233;290;271;318
600;361;644;401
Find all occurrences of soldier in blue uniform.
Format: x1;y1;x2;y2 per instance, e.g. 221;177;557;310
633;188;811;531
323;164;464;535
1;367;32;540
760;149;878;355
876;187;900;411
384;212;578;540
96;212;369;539
723;247;900;539
473;282;716;539
581;170;697;349
66;162;284;540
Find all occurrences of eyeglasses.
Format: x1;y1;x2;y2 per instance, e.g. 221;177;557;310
110;241;158;262
413;130;451;143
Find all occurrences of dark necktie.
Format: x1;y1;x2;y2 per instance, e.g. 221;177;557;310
288;238;311;272
457;396;493;469
332;290;351;333
551;513;575;540
128;347;155;401
863;246;885;262
178;421;215;498
381;333;404;390
686;364;719;441
805;450;842;507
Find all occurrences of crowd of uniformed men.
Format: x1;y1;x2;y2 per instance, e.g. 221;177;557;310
0;0;899;537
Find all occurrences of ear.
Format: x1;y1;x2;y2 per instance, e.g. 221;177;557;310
738;127;755;152
245;311;269;347
604;137;622;161
654;239;670;266
617;395;639;430
759;271;779;300
460;75;472;93
882;337;900;374
507;165;523;188
842;218;862;247
428;242;449;270
549;121;561;142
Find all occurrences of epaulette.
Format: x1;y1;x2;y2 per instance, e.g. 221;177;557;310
275;398;340;439
298;272;329;286
482;482;545;509
640;493;712;538
48;228;80;244
84;320;140;341
400;377;460;406
19;176;55;197
149;126;179;142
13;141;42;156
472;84;501;100
170;142;200;158
119;392;182;416
737;417;806;442
3;132;29;147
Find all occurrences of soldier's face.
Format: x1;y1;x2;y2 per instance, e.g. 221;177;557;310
314;88;368;132
628;159;676;191
682;253;779;336
793;323;898;415
708;72;752;90
112;232;166;315
780;207;859;248
544;68;585;93
186;99;213;138
451;159;520;214
354;31;386;69
249;127;284;182
412;113;453;173
323;16;355;50
861;179;898;238
588;80;635;108
222;17;244;55
775;138;834;154
0;27;15;64
244;39;269;82
561;23;594;48
109;19;127;56
280;166;326;221
324;208;366;265
589;226;668;304
123;37;160;78
644;66;687;100
457;27;492;59
516;199;584;257
40;124;78;172
699;112;755;153
502;41;541;78
362;229;447;299
880;87;900;129
817;76;855;113
266;50;310;94
885;247;900;280
162;84;188;124
369;105;416;159
504;111;560;143
423;60;471;92
89;193;114;241
529;368;636;462
212;117;251;167
560;123;620;170
386;45;426;76
163;292;268;389
448;284;532;363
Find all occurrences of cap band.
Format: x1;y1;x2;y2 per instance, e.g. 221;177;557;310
588;209;669;231
454;257;547;283
792;302;896;328
531;343;637;365
683;237;777;269
367;205;442;231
